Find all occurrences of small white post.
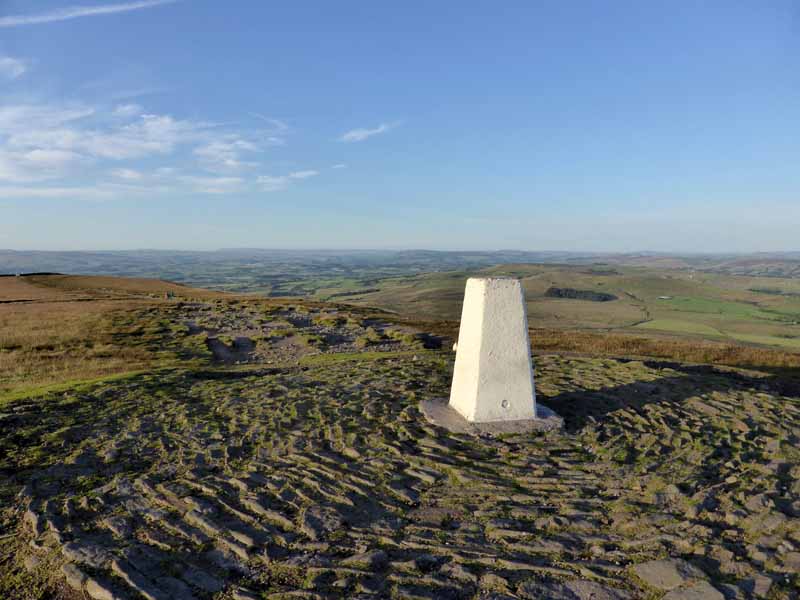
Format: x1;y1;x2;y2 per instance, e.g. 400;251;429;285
449;277;536;422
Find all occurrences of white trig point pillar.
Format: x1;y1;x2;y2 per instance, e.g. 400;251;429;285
449;277;536;422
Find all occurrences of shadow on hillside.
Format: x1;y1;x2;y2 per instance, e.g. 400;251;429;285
541;360;800;432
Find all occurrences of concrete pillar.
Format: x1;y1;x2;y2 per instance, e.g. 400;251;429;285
449;277;536;422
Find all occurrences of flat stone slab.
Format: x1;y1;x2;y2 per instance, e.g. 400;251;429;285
632;559;708;591
420;397;563;435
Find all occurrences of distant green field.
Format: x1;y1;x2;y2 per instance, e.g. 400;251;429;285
726;332;800;350
634;319;723;336
656;296;799;322
325;264;800;353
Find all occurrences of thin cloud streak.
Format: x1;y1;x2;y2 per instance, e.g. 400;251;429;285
248;113;290;133
248;113;289;146
0;56;27;79
179;175;244;194
339;122;398;143
109;168;143;180
0;0;178;28
258;170;319;192
0;185;115;199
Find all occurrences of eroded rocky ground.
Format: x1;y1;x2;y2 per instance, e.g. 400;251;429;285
1;300;799;599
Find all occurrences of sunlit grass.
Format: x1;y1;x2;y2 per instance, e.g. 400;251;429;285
0;300;157;397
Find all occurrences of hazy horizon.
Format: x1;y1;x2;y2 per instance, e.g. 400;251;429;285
3;247;800;257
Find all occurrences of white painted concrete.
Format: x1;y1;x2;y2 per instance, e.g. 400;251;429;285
448;277;537;422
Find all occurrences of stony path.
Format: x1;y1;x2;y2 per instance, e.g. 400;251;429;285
1;301;799;599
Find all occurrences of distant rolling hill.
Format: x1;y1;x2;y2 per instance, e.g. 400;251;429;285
2;249;800;291
335;263;800;352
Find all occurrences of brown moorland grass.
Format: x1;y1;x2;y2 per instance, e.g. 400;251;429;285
0;275;83;302
0;299;158;398
3;273;799;404
0;275;230;400
389;317;800;370
25;274;228;299
530;327;800;369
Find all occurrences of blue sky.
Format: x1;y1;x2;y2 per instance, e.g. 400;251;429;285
0;0;798;251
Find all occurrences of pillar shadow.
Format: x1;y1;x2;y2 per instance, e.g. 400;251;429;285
539;360;800;432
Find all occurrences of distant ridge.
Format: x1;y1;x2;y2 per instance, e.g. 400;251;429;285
0;272;62;277
2;249;800;284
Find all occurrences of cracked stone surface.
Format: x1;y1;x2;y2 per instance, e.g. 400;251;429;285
1;300;799;599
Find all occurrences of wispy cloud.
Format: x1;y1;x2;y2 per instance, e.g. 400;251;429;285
332;163;347;169
0;185;115;199
0;104;94;132
0;56;27;80
0;96;278;197
258;170;319;192
0;79;320;198
109;168;143;180
339;122;398;143
0;148;86;183
179;175;244;194
113;103;143;118
249;113;289;133
194;139;259;173
248;113;290;146
0;0;178;28
0;180;176;200
288;170;319;179
2;104;210;167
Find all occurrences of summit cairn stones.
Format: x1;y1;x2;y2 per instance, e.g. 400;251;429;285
421;277;562;434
